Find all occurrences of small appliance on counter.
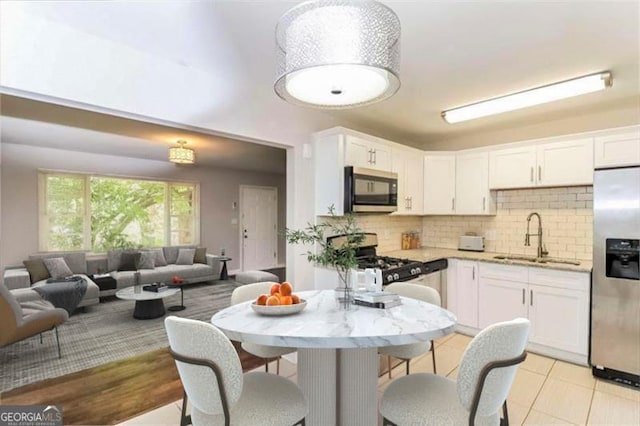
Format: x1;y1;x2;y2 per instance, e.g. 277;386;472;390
458;235;485;252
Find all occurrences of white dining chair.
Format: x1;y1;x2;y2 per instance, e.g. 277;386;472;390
165;316;308;426
379;282;441;377
380;318;530;426
231;281;296;375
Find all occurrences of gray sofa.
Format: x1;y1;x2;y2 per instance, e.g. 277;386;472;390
3;246;222;307
4;252;101;308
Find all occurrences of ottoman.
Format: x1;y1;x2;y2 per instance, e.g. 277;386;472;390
235;270;279;285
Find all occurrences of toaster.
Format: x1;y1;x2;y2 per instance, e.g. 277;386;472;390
458;235;485;252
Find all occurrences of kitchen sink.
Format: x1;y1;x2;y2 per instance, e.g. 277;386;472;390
493;255;581;266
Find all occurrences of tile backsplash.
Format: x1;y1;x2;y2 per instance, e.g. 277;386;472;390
354;215;423;253
422;186;593;260
334;186;593;260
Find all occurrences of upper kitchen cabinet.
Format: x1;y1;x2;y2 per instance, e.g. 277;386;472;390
594;128;640;168
489;138;594;189
392;146;423;215
455;151;496;215
312;127;398;216
489;146;538;189
423;153;456;214
536;138;594;186
345;135;392;171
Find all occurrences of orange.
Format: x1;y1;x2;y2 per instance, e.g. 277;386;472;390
281;295;292;305
266;295;280;306
270;283;281;296
291;294;300;304
256;294;268;306
280;282;293;296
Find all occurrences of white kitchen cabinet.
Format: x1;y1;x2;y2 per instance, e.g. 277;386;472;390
528;284;589;355
478;263;529;328
527;267;590;356
474;261;590;360
455;151;496;215
423;154;456;214
489;138;594;189
392;146;423;214
489;146;537;189
451;260;479;328
345;135;392;171
594;129;640;168
536;138;593;186
313;129;396;215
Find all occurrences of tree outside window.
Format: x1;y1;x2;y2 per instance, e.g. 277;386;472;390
40;173;198;252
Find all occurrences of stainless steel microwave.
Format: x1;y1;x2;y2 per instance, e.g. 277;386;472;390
344;166;398;213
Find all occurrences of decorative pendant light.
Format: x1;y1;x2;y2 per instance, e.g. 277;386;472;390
275;0;401;109
168;140;195;164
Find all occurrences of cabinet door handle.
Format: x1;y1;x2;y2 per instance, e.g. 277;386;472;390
482;196;486;211
409;197;412;210
530;289;533;306
472;266;475;280
538;165;542;182
452;198;455;211
530;167;534;182
522;288;525;305
373;149;377;165
368;149;373;164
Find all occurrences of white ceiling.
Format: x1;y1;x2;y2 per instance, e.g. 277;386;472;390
3;0;639;148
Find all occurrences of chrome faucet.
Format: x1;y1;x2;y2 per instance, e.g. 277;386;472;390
525;212;549;258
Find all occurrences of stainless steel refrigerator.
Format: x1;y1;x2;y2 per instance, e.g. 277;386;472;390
591;166;640;387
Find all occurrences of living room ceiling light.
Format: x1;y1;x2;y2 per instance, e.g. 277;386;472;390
442;71;613;124
168;140;195;164
274;0;401;109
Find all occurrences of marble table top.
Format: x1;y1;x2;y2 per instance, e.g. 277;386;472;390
115;286;180;301
211;290;457;349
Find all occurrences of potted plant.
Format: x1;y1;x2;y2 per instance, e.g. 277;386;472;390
284;206;365;308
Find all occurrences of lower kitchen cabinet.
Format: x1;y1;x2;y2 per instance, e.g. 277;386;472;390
528;283;589;355
448;259;479;328
478;277;528;328
453;260;590;363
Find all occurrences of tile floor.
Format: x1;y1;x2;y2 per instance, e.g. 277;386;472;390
117;333;640;425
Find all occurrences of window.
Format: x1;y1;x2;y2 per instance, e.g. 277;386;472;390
39;172;199;252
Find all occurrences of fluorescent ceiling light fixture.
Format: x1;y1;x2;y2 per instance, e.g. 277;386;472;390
274;0;401;109
442;72;613;124
168;140;195;164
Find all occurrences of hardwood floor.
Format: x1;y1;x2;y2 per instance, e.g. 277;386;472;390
0;342;266;425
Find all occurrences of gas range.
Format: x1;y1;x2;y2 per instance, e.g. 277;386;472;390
326;232;426;284
356;255;425;284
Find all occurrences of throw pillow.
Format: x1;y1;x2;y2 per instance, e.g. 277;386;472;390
107;250;122;272
176;248;196;265
23;259;51;284
137;251;156;270
118;252;141;271
194;247;207;264
150;248;167;267
43;257;74;280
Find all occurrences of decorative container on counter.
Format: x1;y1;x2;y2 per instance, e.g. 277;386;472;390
401;231;421;249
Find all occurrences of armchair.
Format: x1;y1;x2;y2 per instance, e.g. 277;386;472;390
0;284;68;358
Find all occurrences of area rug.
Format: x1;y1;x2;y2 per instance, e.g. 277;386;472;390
0;281;239;393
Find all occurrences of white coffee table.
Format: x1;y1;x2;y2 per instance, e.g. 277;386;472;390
116;286;180;319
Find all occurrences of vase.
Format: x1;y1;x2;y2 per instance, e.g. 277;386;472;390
334;270;355;310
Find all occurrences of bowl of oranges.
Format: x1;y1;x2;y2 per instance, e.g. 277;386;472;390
251;282;306;316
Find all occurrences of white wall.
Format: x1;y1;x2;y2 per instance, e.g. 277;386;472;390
0;143;286;273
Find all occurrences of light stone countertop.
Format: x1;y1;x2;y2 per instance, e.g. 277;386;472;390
211;290;457;349
381;247;593;273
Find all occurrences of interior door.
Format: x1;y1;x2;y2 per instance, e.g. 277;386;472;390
241;186;278;271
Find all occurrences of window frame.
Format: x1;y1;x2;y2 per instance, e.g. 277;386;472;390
38;170;200;252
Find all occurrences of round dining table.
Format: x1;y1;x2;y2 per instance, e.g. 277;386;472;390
211;289;457;426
